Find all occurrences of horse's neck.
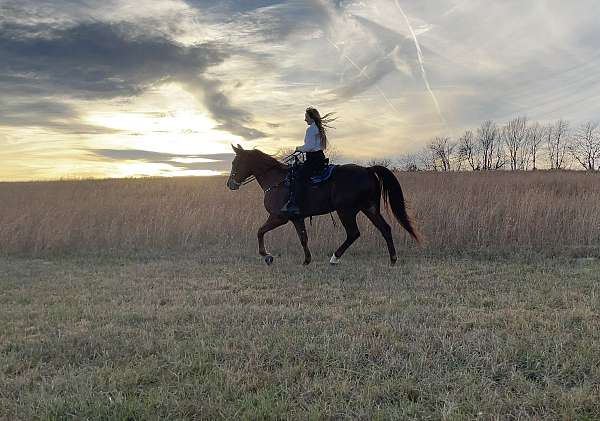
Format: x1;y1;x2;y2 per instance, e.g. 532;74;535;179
254;161;287;191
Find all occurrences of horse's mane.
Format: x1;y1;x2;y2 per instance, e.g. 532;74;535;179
247;149;288;170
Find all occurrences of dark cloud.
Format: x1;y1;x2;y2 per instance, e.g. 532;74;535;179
184;0;288;14
89;148;232;162
186;0;333;42
0;20;266;139
0;0;119;23
0;98;121;134
180;75;267;139
0;21;223;99
87;148;234;171
1;99;76;121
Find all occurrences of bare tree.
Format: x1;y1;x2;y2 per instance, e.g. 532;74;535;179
526;122;545;170
366;157;393;168
477;120;500;170
453;150;465;171
417;147;438;171
399;116;600;173
503;116;529;170
569;121;600;171
494;140;506;169
427;136;456;171
547;120;570;169
444;138;457;171
458;130;480;170
398;153;420;171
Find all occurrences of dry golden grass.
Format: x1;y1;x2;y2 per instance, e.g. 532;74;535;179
1;171;599;258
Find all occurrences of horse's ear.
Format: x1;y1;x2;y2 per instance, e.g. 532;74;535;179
231;144;239;153
237;143;243;150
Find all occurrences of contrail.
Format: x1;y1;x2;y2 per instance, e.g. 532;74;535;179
375;86;400;113
393;0;445;124
326;37;399;113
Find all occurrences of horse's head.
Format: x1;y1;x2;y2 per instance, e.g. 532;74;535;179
227;144;252;190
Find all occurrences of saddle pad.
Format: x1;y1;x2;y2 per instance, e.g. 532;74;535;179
309;164;336;184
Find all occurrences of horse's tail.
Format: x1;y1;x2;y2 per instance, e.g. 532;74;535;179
370;166;421;245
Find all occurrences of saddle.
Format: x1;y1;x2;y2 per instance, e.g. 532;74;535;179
308;164;336;184
286;161;337;187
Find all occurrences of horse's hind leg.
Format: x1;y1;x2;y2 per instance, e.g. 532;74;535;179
258;214;288;265
362;205;397;265
330;209;360;264
292;218;311;265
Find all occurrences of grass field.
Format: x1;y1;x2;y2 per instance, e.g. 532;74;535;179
2;252;599;420
1;172;600;419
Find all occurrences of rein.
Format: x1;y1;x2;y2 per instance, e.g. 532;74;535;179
232;151;338;228
234;152;299;191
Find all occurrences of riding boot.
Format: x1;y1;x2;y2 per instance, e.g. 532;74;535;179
281;189;300;216
281;168;301;216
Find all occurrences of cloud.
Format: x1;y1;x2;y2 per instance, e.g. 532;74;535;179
317;11;438;110
87;148;234;171
4;0;600;180
185;0;334;42
0;20;219;98
0;19;267;139
180;75;267;139
184;0;290;15
0;98;121;134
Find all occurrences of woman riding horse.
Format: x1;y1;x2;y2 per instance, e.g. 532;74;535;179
281;107;335;216
226;109;421;265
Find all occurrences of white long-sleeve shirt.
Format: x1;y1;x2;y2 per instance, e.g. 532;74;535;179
297;122;322;152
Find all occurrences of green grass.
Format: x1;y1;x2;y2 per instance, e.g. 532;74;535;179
1;252;600;420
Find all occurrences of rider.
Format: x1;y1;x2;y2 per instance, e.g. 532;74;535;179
281;107;334;216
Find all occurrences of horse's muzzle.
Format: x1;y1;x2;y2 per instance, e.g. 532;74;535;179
227;176;240;190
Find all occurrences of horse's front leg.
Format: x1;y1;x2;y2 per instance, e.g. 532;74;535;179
258;215;288;265
292;218;311;265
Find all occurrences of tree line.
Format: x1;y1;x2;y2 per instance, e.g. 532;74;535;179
383;118;600;172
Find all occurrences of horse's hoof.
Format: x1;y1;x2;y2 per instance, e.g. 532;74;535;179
264;255;274;265
390;256;398;266
303;259;311;266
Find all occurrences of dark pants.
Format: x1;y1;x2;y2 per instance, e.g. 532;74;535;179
304;150;326;176
291;150;326;210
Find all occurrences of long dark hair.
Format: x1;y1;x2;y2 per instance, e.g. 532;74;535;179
306;107;336;150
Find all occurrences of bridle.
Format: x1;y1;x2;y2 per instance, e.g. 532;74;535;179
229;152;301;191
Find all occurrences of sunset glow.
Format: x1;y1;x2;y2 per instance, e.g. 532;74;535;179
2;0;599;180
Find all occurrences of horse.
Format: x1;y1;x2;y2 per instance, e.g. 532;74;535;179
226;144;420;265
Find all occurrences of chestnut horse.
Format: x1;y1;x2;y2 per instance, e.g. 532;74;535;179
226;144;420;265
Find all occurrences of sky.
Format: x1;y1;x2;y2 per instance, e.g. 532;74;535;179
1;0;599;180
